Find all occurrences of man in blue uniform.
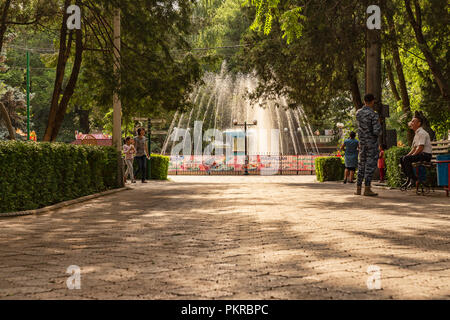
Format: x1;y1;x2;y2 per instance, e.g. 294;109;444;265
355;94;382;196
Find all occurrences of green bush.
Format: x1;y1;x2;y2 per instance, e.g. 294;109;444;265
133;154;169;180
385;146;409;187
385;146;438;188
315;156;345;182
149;154;169;180
0;141;121;213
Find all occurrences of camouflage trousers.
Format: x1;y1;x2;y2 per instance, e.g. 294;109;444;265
357;141;379;186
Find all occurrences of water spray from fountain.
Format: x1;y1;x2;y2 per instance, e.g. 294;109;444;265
161;62;319;156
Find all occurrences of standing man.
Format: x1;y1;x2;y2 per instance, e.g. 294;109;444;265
355;94;382;196
400;115;432;188
134;128;150;183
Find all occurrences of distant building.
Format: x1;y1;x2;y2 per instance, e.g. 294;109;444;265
71;132;112;146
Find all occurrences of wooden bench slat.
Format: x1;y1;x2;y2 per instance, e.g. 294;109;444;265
430;140;450;157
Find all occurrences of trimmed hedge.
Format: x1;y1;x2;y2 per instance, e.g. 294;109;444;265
133;154;169;180
315;156;345;182
0;141;121;213
149;154;169;180
385;146;409;187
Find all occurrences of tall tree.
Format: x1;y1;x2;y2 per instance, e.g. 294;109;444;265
43;0;83;141
41;0;202;140
77;0;202;120
0;85;26;140
0;101;15;139
404;0;449;100
0;0;12;54
385;59;401;102
0;0;57;53
385;5;414;143
240;0;366;119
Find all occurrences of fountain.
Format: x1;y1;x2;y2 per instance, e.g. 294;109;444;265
160;62;320;174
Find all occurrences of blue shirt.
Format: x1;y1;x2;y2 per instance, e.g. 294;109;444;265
344;138;359;168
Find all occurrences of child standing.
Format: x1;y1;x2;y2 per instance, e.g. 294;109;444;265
123;137;136;184
378;144;387;183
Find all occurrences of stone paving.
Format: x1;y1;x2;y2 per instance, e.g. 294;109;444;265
0;175;449;300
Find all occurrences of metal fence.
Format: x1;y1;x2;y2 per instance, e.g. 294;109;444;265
166;155;323;175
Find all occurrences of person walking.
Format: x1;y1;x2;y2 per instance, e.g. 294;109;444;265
355;94;381;196
123;137;136;184
340;131;359;184
134;128;150;183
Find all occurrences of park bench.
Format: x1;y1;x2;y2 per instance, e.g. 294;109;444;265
412;140;450;196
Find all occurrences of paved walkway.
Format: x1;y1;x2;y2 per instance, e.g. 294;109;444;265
0;176;449;299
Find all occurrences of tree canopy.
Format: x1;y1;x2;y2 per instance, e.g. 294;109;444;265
240;0;449;140
0;0;448;144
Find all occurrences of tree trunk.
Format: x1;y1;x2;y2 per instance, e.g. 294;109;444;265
0;101;15;140
385;59;401;102
43;0;83;141
75;106;90;133
365;0;385;146
404;0;449;100
49;25;83;141
347;65;363;110
43;0;71;141
0;0;12;54
386;9;414;145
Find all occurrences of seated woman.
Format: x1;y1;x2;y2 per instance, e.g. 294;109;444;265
341;131;359;184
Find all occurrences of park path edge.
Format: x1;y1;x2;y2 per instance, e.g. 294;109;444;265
0;187;131;218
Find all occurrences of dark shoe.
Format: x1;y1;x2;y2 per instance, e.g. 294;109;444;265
363;186;378;196
142;180;147;183
132;180;136;183
354;186;362;195
343;179;347;184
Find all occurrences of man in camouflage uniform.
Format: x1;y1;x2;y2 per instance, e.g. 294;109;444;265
355;93;381;196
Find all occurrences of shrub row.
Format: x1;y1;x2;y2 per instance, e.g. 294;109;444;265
132;154;169;180
316;147;439;187
0;141;121;213
315;156;345;182
385;146;409;187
